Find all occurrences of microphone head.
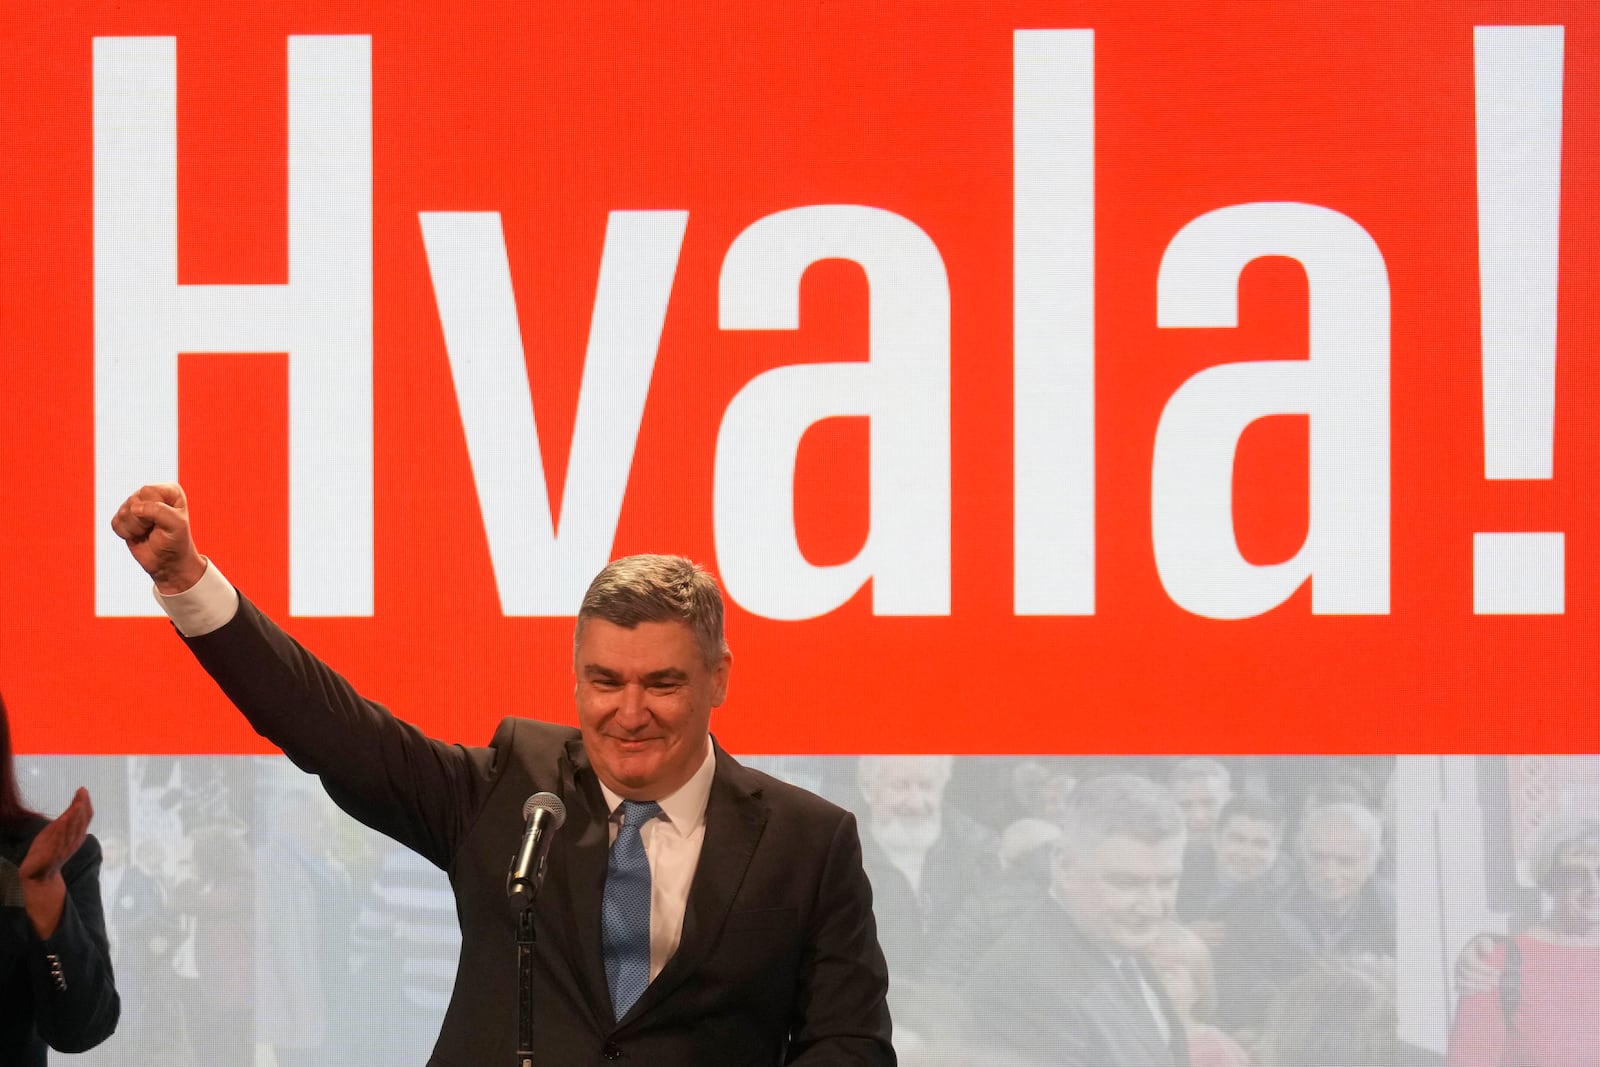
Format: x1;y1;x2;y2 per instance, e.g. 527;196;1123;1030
523;791;567;829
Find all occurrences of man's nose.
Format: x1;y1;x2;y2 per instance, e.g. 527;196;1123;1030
616;683;649;722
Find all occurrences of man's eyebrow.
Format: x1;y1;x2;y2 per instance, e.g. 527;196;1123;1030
579;665;690;684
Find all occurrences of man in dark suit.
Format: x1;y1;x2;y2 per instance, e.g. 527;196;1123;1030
1174;793;1292;948
1215;800;1393;1033
111;482;894;1067
853;755;997;1048
855;756;997;979
963;775;1191;1067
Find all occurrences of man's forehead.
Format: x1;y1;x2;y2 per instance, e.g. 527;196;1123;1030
1222;814;1280;839
862;756;951;785
577;616;694;646
1072;832;1184;872
1303;821;1369;854
883;766;946;786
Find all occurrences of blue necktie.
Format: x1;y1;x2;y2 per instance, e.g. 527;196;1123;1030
602;799;660;1021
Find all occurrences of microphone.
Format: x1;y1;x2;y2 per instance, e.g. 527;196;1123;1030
506;792;567;909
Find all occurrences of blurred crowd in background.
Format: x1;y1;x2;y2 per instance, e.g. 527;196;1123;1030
12;753;1597;1066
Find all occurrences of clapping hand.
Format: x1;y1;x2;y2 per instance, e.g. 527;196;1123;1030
20;787;94;939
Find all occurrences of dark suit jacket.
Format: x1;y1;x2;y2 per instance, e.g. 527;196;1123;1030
0;825;120;1065
962;897;1190;1067
1174;847;1292;927
1214;880;1395;1031
183;593;894;1066
859;808;996;982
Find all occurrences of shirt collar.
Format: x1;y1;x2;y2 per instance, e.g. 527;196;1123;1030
598;740;717;836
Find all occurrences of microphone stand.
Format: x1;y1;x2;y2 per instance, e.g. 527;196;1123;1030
516;903;537;1067
508;792;564;1066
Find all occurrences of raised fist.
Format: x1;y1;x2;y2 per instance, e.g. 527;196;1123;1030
109;482;206;594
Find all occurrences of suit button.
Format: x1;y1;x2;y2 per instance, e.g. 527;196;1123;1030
601;1043;623;1060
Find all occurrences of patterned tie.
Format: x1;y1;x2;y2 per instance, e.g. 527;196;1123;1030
602;799;660;1021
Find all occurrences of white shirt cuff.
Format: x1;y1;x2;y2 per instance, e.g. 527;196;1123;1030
151;559;240;638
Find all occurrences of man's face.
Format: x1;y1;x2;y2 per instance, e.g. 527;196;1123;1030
1054;833;1185;952
1300;815;1379;907
1172;777;1230;836
860;758;949;851
575;618;729;801
861;759;948;822
1213;814;1281;883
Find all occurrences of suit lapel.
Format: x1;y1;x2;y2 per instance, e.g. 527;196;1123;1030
1133;954;1188;1065
551;735;616;1030
621;743;768;1023
1052;907;1183;1066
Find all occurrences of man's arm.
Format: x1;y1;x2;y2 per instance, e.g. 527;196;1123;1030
785;811;896;1065
960;943;1097;1067
110;482;497;868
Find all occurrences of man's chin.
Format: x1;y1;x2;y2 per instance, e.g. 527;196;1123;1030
597;748;665;791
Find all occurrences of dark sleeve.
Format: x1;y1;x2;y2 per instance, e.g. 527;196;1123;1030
962;955;1096;1067
785;811;897;1065
182;592;501;869
28;835;120;1053
1213;913;1282;1031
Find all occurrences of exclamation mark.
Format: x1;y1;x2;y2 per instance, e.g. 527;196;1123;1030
1472;25;1565;615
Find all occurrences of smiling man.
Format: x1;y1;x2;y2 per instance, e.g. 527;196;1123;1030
963;774;1191;1066
1175;794;1291;948
1213;801;1394;1032
110;483;894;1067
572;563;730;802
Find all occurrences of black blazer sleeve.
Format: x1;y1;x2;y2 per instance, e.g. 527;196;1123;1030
27;835;121;1054
182;592;501;870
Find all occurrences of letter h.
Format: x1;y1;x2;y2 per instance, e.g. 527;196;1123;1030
94;36;372;616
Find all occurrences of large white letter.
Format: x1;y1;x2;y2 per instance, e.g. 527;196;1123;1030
94;36;372;616
1153;202;1390;619
419;210;687;615
716;205;951;620
1014;28;1095;615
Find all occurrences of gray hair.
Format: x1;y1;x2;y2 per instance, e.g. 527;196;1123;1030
1217;793;1287;836
1298;802;1383;864
575;554;728;669
1169;757;1231;789
1528;812;1600;890
857;755;954;792
1059;774;1185;856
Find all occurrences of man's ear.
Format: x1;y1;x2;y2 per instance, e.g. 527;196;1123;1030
711;651;732;707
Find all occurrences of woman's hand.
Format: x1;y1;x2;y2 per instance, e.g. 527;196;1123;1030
20;787;94;940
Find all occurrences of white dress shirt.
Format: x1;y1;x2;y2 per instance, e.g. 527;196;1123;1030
154;559;714;983
598;746;715;980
